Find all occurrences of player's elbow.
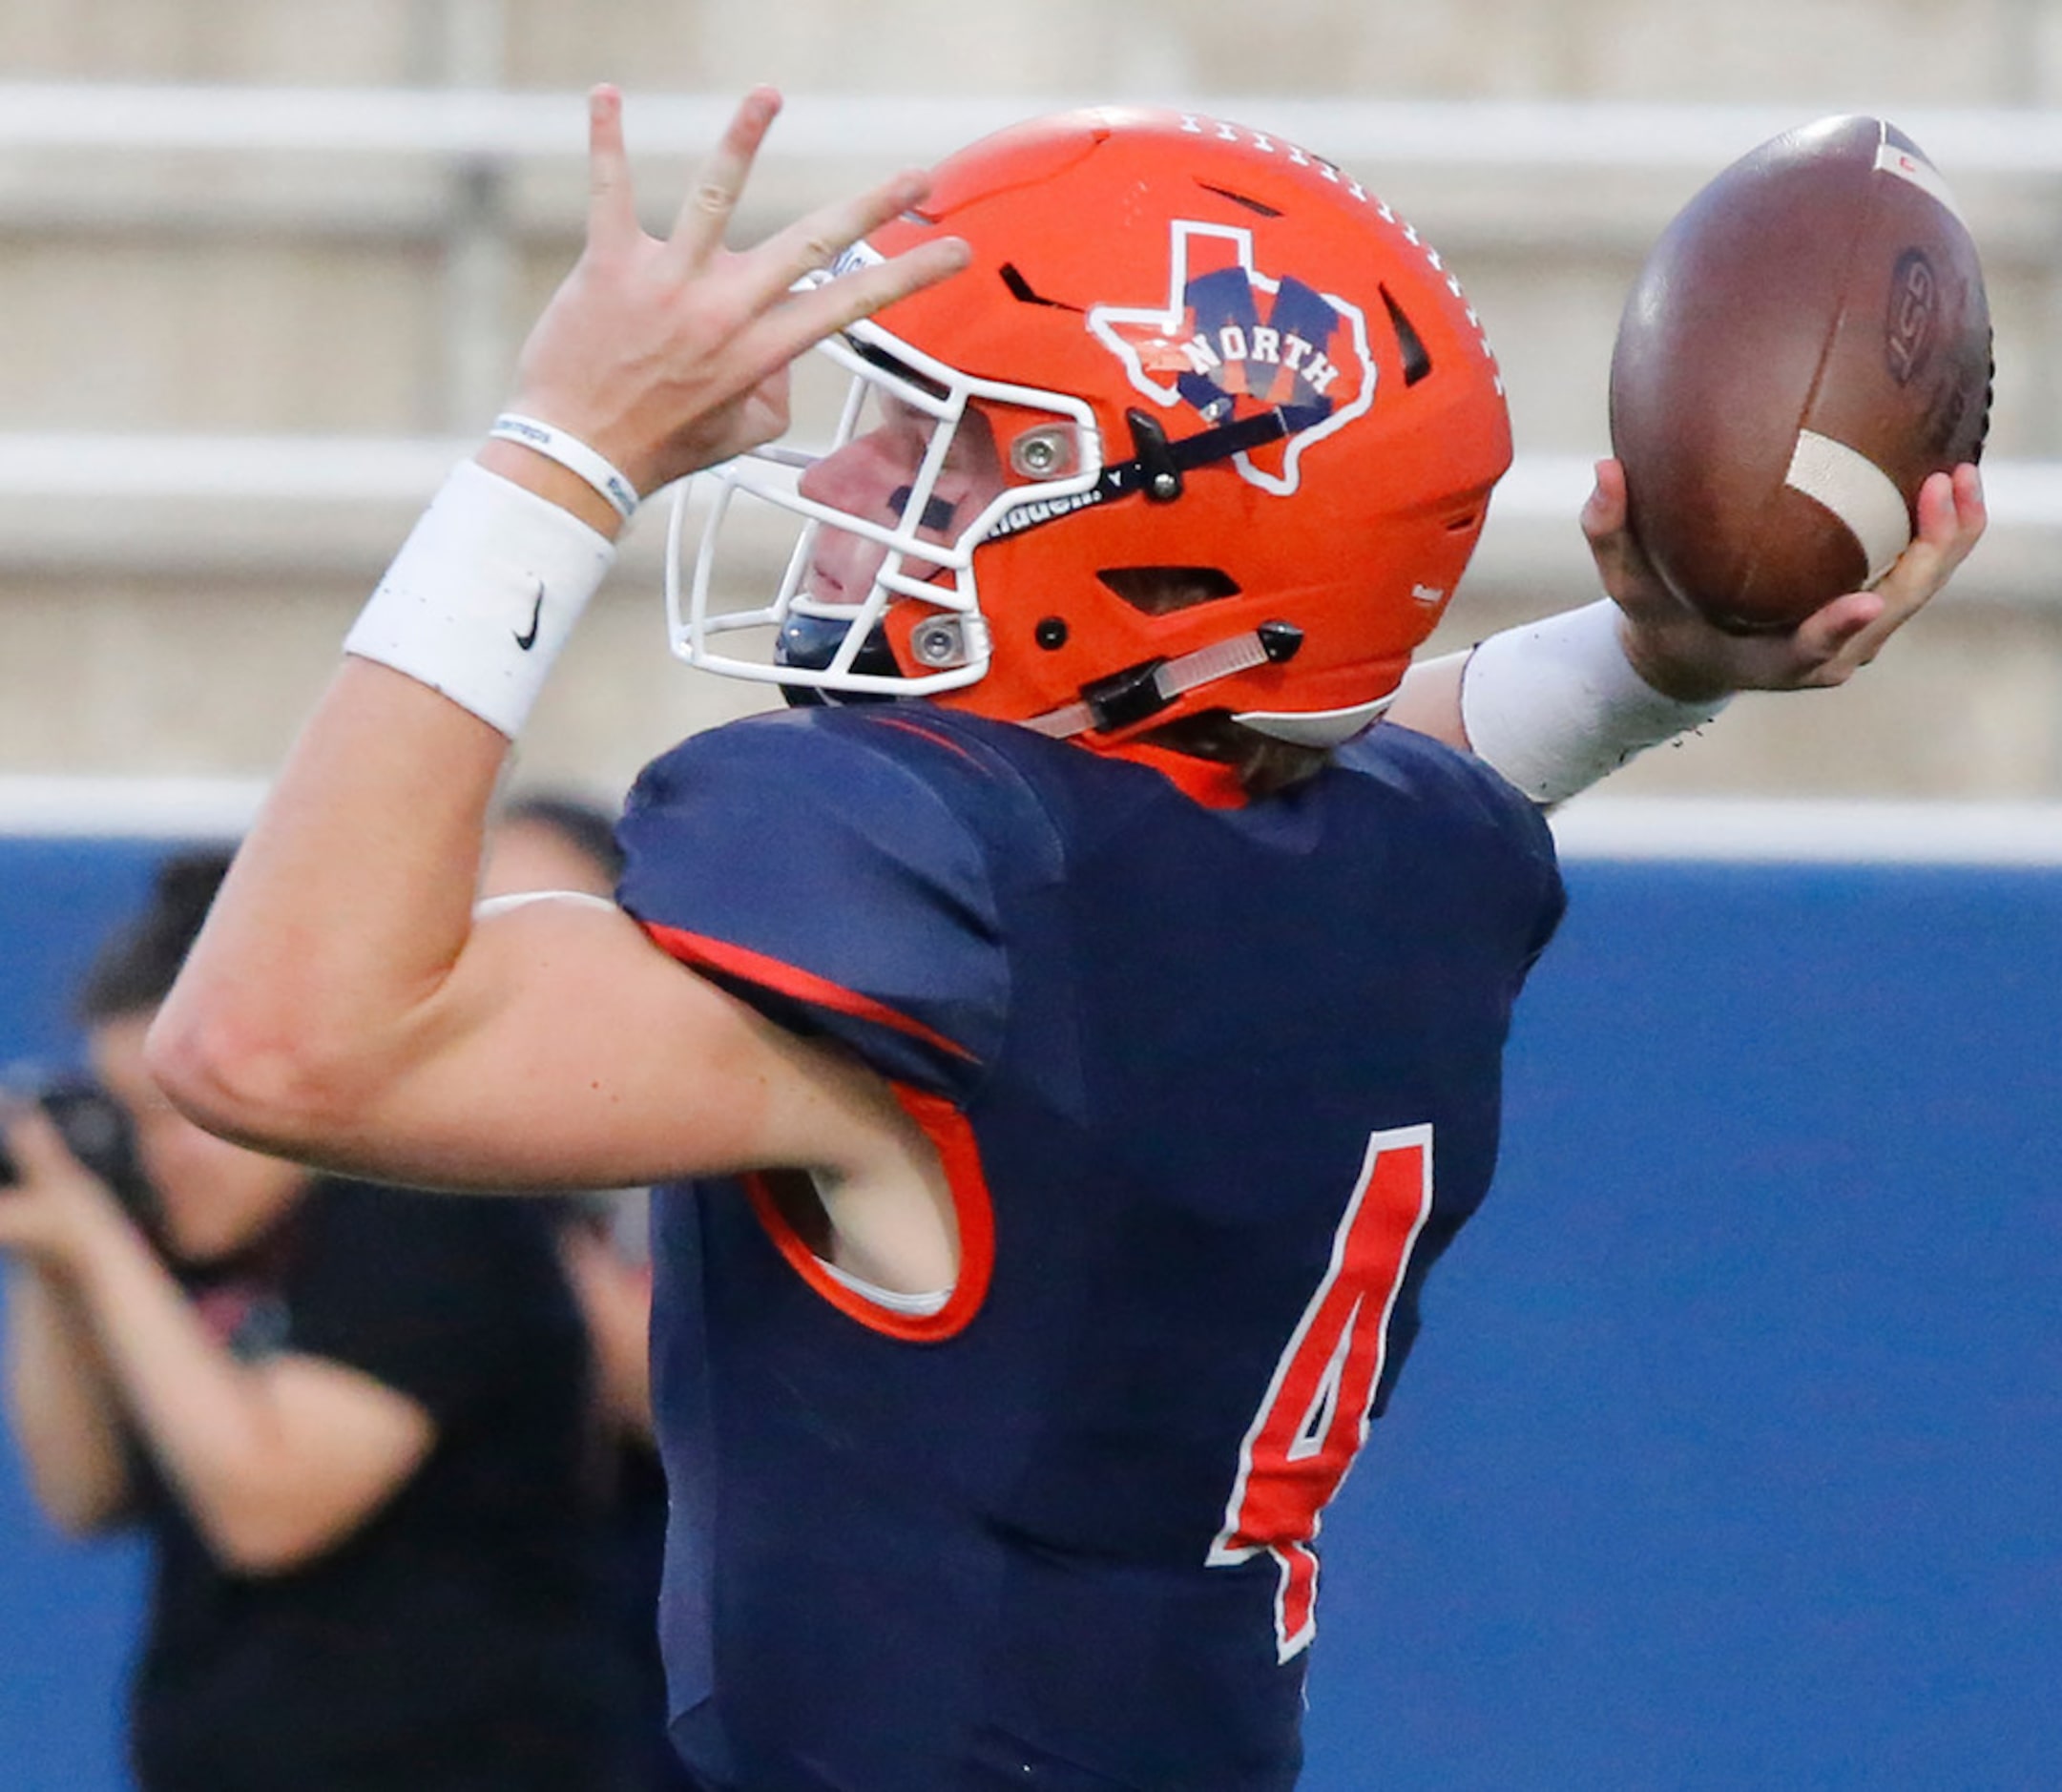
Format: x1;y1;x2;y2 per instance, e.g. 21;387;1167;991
144;999;364;1157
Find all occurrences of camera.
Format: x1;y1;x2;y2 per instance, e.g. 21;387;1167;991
0;1073;160;1226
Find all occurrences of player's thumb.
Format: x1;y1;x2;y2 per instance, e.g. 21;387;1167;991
1581;469;1641;601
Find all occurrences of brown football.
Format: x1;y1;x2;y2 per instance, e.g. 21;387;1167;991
1608;115;1991;633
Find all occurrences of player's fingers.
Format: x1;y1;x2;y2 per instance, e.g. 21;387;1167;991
585;86;640;250
1880;467;1983;611
1580;466;1638;594
740;167;941;307
1578;458;1627;546
668;87;782;269
762;235;972;361
1792;465;1984;677
1921;462;1984;533
1926;462;1988;566
1952;460;1989;536
1582;460;1672;616
1824;525;1956;675
1831;610;1914;678
1785;588;1884;668
1878;467;1984;607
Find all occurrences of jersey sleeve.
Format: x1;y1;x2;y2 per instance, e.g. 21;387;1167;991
614;709;1014;1103
1338;720;1567;970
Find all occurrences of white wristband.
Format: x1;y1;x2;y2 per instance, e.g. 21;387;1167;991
1458;599;1731;805
489;412;639;521
344;461;616;739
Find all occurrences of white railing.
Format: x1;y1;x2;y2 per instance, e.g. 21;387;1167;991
1549;797;2062;864
3;84;2061;174
0;438;2054;523
1;436;2052;527
8;770;2062;865
1;437;2052;601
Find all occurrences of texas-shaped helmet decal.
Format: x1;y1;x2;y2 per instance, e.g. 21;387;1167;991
1088;220;1377;497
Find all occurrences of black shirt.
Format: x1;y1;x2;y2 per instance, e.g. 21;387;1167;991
128;1178;636;1791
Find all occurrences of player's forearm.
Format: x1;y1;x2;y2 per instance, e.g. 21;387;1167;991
1384;650;1468;751
150;657;509;1154
4;1261;136;1534
152;438;620;1157
1387;613;1727;805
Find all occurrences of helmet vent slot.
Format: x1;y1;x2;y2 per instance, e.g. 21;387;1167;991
1096;566;1242;615
1379;285;1434;386
1195;181;1281;219
998;263;1080;311
843;335;952;399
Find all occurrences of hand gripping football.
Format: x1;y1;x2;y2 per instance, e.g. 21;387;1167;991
1608;115;1991;633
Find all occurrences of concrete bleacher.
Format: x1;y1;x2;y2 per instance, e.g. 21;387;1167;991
3;1;2061;802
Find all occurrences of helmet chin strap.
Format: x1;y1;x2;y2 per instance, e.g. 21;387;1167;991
1022;621;1303;740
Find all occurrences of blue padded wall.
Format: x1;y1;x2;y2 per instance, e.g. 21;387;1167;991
3;843;2056;1788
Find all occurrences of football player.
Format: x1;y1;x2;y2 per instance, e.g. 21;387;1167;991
150;88;1984;1789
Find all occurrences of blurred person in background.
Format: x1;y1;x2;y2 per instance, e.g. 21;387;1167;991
0;848;640;1792
484;791;694;1792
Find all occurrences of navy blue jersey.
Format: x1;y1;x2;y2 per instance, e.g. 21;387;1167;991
616;704;1563;1791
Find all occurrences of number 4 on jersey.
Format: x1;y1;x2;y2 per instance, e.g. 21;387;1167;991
1207;1124;1434;1662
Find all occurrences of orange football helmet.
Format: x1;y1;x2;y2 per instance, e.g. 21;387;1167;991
667;105;1512;751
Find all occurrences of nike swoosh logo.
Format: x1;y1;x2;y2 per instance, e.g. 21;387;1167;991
514;581;544;652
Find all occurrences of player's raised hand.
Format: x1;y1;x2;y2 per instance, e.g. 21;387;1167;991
507;86;970;498
1584;456;1988;702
